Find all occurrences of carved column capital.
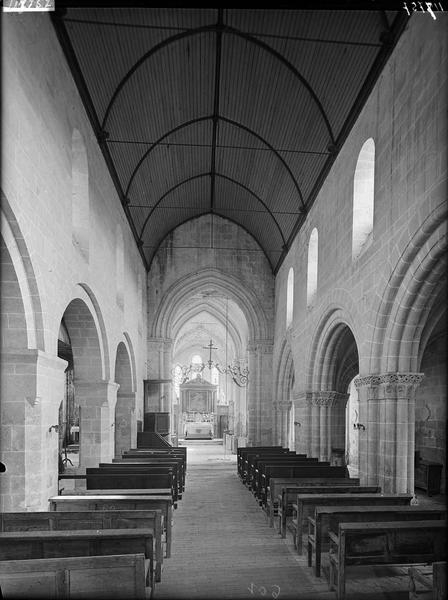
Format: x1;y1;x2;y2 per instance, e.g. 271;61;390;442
354;372;424;401
306;391;349;407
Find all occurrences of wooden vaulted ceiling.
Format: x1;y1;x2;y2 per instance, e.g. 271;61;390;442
52;6;408;273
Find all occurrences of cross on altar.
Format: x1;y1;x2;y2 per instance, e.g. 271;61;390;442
203;339;218;369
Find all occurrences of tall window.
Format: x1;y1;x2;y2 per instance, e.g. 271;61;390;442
307;228;318;307
352;138;375;260
286;267;294;327
71;129;89;261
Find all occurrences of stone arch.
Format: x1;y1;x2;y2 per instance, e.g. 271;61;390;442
306;304;360;392
369;200;447;373
60;290;114;468
151;268;270;342
114;338;136;457
275;337;295;447
306;307;359;463
1;194;45;351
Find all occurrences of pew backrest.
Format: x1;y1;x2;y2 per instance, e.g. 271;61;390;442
0;553;148;599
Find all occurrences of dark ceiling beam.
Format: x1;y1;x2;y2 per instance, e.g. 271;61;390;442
109;138;330;156
220;116;306;210
124;116;210;197
125;114;305;210
62;16;383;48
137;171;287;247
50;10;149;270
210;10;224;213
276;11;410;275
100;23;334;145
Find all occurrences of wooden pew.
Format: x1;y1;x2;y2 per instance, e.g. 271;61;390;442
239;448;289;482
409;561;447;600
113;456;186;483
259;465;348;506
292;492;413;553
269;478;362;526
97;461;185;495
237;446;283;479
85;470;177;504
0;529;155;588
249;455;315;492
0;553;149;599
125;447;187;470
274;482;377;534
244;451;299;488
328;520;447;600
49;494;174;558
60;487;172;497
121;448;187;473
308;505;446;577
0;509;164;583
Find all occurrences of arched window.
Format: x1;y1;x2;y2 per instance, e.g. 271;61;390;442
116;225;124;309
286;267;294;327
71;129;89;261
307;228;318;307
352;138;375;260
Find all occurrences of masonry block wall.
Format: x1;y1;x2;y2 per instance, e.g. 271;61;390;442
147;214;275;445
273;15;447;493
1;14;147;510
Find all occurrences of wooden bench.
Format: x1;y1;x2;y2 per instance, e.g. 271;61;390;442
275;482;377;534
85;471;177;504
259;465;348;506
0;529;155;588
328;520;447;600
49;494;174;558
115;452;186;475
0;553;149;599
250;455;316;493
292;492;413;553
96;461;184;495
237;446;283;479
125;447;187;471
245;451;300;488
0;509;164;583
239;448;289;482
409;561;447;600
308;505;447;577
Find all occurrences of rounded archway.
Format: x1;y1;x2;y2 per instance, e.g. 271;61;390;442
60;296;110;469
307;311;359;465
114;339;136;458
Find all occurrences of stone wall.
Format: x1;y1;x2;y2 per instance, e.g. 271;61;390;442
273;15;447;493
1;14;147;510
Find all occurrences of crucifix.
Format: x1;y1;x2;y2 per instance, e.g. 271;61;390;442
203;339;218;370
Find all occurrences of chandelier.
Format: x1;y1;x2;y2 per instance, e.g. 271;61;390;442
173;339;249;387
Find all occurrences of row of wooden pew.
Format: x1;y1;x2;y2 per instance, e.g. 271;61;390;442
0;445;188;599
238;445;447;600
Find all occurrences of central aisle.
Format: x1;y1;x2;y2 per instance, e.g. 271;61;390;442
156;441;333;600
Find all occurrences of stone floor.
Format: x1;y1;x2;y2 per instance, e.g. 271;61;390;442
155;441;445;600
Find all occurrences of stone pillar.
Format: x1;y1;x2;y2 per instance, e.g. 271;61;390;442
76;381;119;469
146;337;174;440
0;349;67;511
247;340;273;445
292;390;308;455
115;392;136;458
305;391;349;462
277;401;292;447
355;373;424;493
